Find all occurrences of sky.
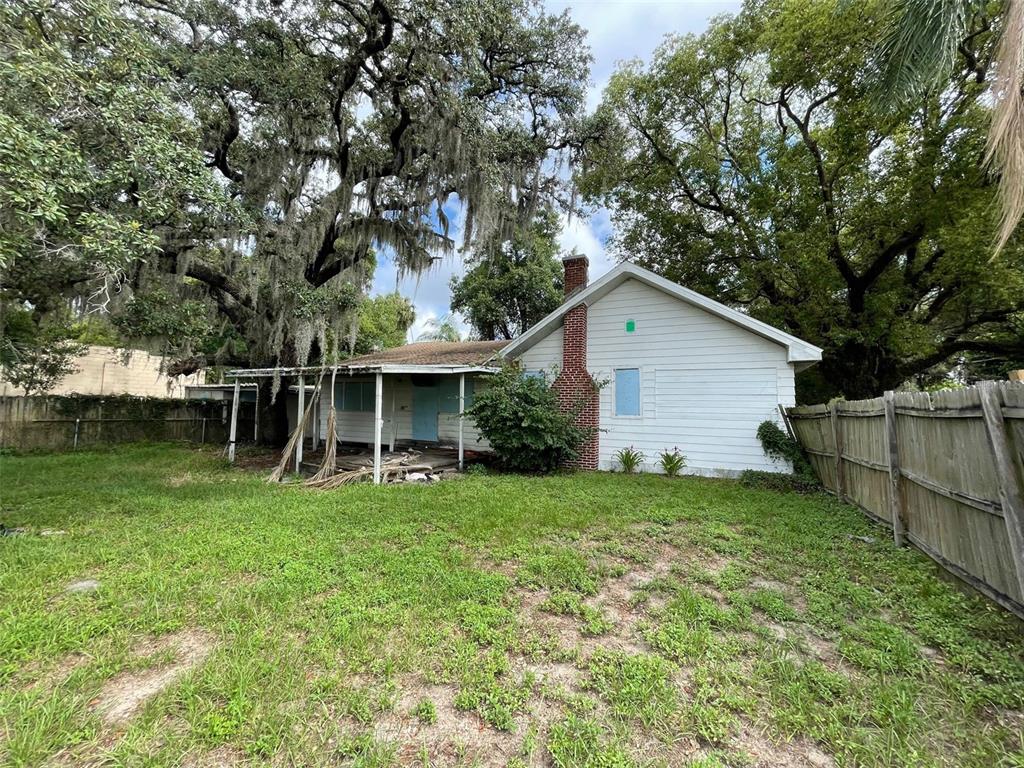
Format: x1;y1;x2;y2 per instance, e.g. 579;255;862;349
369;0;742;341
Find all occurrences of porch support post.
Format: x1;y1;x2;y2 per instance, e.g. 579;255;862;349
373;371;383;485
295;375;305;471
458;373;465;471
388;385;396;452
311;376;320;451
227;379;240;462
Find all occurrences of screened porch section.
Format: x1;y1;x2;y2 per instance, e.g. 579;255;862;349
326;372;489;451
223;340;505;484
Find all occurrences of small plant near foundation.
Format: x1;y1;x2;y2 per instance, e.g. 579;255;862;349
658;448;686;477
413;698;437;725
614;446;644;473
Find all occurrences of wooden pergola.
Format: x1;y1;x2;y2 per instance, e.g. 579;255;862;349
223;361;498;484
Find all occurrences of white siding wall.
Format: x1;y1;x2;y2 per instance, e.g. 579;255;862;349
518;326;563;377
314;374;490;450
511;278;794;476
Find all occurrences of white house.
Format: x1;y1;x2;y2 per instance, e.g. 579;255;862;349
230;256;821;480
500;255;822;476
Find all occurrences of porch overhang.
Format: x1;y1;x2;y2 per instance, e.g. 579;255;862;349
222;362;497;484
224;364;499;378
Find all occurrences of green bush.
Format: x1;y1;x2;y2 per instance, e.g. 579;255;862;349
749;420;820;491
467;366;593;473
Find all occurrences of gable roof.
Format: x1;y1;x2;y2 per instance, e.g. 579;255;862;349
500;262;823;365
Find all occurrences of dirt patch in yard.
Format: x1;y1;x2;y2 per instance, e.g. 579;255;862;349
180;745;245;767
23;651;92;694
513;658;582;695
91;629;215;726
731;722;836;767
369;679;551;767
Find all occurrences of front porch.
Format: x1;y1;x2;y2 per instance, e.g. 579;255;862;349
223;341;505;484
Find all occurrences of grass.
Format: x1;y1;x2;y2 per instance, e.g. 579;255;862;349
0;444;1022;767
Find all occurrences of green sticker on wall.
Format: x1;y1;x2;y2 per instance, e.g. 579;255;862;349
625;319;636;333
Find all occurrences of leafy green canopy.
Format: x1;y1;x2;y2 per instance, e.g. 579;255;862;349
0;0;232;284
450;209;565;340
0;0;236;389
582;0;1024;399
3;0;595;402
350;293;415;356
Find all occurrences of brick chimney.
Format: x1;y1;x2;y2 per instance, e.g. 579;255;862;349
562;252;589;297
553;253;599;470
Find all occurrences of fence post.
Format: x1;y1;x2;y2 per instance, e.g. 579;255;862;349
201;416;207;444
73;417;80;450
883;391;906;547
978;381;1024;597
830;402;845;501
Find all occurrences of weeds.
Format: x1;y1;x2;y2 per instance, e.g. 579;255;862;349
1;445;1021;766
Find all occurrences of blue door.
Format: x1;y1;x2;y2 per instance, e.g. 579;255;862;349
412;380;439;441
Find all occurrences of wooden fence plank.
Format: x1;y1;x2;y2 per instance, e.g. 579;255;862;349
883;391;906;547
831;402;845;502
978;382;1024;599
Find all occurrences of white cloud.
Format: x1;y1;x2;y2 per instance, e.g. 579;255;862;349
558;209;616;281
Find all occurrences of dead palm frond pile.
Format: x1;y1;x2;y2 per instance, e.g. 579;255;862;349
267;375;324;483
309;370;339;483
304;459;435;489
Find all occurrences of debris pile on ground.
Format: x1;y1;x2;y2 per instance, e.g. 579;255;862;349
304;448;458;488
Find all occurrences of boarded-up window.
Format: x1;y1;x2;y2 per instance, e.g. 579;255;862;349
439;377;475;413
341;381;375;412
615;369;641;416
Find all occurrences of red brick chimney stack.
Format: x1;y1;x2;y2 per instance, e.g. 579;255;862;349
554;253;599;470
563;252;589;297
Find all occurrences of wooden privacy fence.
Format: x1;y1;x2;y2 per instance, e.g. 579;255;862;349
785;381;1024;619
0;395;254;453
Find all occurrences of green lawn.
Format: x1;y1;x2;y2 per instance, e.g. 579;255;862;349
1;445;1022;768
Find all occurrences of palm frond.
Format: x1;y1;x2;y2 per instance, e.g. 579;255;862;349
875;0;983;100
986;0;1024;253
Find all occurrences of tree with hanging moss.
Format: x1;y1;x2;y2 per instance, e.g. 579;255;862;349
4;0;597;441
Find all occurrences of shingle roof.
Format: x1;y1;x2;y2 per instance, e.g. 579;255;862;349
338;340;507;368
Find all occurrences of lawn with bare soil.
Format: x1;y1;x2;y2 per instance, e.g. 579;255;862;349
1;444;1022;767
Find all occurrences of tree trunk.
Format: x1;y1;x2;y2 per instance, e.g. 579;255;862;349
817;342;907;401
256;379;292;447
